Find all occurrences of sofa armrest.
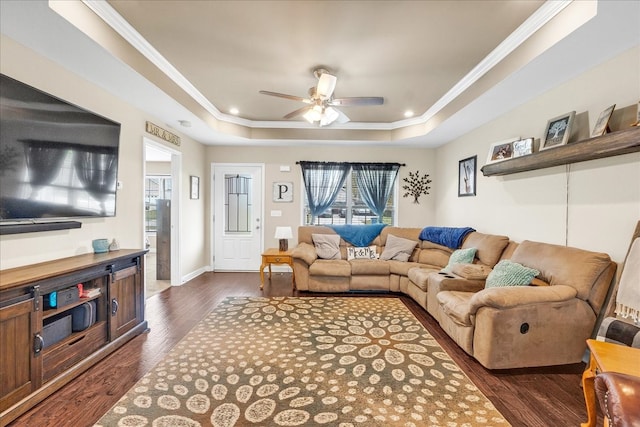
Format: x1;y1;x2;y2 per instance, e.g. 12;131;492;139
430;273;486;293
468;285;577;314
291;242;318;265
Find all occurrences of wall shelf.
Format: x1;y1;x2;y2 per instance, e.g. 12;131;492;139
481;127;640;177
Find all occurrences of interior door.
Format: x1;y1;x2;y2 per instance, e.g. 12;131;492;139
213;164;263;271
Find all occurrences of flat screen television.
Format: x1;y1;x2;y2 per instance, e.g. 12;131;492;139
0;74;121;223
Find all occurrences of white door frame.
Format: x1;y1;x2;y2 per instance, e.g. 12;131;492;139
143;138;181;286
210;162;264;270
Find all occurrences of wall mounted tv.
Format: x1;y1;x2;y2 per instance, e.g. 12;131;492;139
0;74;121;225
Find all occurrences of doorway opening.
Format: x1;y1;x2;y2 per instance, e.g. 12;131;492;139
144;139;181;298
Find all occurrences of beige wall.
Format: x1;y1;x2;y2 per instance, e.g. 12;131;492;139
2;35;637;276
0;35;208;277
434;46;640;262
207;146;435;251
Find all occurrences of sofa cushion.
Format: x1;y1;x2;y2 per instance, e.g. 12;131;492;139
350;259;390;275
380;234;418;261
510;240;612;300
485;260;539;288
312;233;341;260
309;259;351;277
442;247;477;273
462;232;509;267
437;291;474;327
408;267;431;292
388;260;423;276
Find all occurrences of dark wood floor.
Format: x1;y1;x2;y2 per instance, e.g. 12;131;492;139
9;272;601;427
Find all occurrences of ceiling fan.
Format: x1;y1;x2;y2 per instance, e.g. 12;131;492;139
259;68;384;126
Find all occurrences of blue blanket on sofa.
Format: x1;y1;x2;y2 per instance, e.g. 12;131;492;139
328;224;387;247
419;226;475;249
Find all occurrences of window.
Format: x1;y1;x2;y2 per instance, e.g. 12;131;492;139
303;170;398;226
145;176;171;232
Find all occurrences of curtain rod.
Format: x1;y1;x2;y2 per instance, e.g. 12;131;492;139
295;161;406;166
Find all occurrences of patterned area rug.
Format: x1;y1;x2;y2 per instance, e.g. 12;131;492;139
96;297;510;426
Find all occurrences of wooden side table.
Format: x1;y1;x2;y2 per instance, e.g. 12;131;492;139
260;248;295;290
581;339;640;427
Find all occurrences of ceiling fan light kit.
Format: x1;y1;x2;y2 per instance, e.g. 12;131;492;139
260;67;384;127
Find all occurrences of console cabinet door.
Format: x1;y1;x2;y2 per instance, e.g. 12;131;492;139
0;298;42;412
109;261;144;340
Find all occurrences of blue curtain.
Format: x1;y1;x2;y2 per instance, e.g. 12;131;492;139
299;161;350;222
352;163;400;222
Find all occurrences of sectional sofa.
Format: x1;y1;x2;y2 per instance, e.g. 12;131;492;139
291;225;617;369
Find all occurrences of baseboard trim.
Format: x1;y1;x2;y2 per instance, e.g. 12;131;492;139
182;266;207;284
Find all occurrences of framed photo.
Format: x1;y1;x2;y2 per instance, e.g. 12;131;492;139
273;181;293;202
190;175;199;200
541;111;575;150
591;104;615;137
512;137;534;158
486;137;518;164
458;155;476;197
633;101;640;126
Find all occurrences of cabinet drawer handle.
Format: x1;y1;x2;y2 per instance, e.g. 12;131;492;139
34;333;44;355
111;298;119;316
275;257;281;262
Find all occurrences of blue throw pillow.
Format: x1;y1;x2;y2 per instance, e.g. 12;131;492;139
441;247;477;273
485;260;540;288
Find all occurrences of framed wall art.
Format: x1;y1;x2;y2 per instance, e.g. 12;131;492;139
273;181;293;202
486;138;518;164
458;155;476;197
190;175;200;200
591;104;615;137
541;111;575;150
512;137;534;158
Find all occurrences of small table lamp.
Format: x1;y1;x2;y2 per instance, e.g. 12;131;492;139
274;226;293;251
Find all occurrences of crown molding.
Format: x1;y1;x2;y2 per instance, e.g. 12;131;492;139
83;0;572;134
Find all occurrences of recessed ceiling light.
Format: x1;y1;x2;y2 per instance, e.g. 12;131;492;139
404;110;414;118
230;107;239;115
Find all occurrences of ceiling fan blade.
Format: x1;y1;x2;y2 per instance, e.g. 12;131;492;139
316;73;337;100
335;108;350;124
283;105;312;119
329;97;384;106
259;90;311;104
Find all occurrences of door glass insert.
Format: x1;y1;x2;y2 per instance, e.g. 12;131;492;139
225;174;252;233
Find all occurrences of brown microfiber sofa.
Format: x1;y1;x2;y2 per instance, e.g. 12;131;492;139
291;225;616;369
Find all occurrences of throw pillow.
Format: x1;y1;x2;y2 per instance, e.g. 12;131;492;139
380;234;417;262
312;233;341;260
441;247;477;273
347;246;378;260
485;260;540;288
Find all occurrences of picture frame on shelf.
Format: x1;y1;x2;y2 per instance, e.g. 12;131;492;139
512;137;534;158
458;155;476;197
541;111;575;150
190;175;199;200
591;104;616;137
486;137;518;164
633;101;640;127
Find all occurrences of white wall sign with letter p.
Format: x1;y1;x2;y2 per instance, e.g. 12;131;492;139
273;182;293;202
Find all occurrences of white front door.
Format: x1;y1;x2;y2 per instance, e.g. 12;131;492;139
212;164;263;271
